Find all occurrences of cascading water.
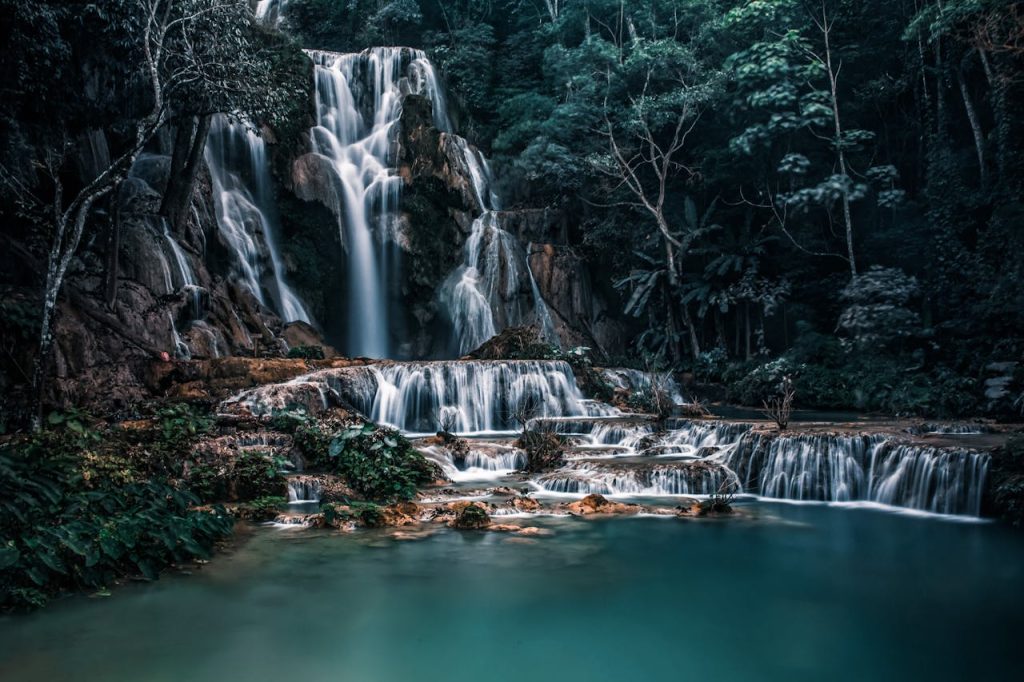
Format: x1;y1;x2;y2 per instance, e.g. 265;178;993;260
599;368;685;405
352;360;615;433
287;477;322;504
254;0;290;24
439;139;557;355
205;114;311;324
717;431;990;515
158;217;203;319
536;460;737;496
306;48;451;358
419;444;527;482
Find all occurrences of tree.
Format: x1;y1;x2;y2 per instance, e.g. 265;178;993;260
0;0;294;428
588;8;722;360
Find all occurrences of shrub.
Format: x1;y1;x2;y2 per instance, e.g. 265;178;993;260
518;429;565;472
232;496;287;521
326;424;439;503
287;345;325;360
0;431;232;611
694;348;728;384
229;451;288;501
728;358;800;406
793;364;852;409
837;266;921;351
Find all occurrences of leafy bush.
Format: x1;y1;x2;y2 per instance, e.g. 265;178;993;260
186;450;287;503
694;348;728;383
229;451;288;501
727;358;800;406
792;364;852;409
322;501;382;526
287;345;325;360
325;424;439;503
232;496;287;521
837;266;921;351
0;431;232;611
989;436;1024;526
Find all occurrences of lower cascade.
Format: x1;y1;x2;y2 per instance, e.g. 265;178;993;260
719;433;990;515
222;360;991;517
286;477;322;504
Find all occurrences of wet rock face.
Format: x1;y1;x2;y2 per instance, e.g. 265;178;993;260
290;153;340;208
528;244;626;354
43;152;329;410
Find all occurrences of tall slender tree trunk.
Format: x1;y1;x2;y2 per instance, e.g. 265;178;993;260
662;281;681;365
819;3;856;276
104;185;122;306
680;303;701;361
714;310;727;350
744;303;751;361
956;64;988;189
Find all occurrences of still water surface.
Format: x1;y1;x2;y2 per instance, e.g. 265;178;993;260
1;502;1022;682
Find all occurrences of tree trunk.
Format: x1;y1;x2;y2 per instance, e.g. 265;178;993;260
161;117;193;216
744;303;752;361
817;3;856;276
160;114;211;234
956;65;988;189
104;185;122;306
714;309;727;350
680;303;701;361
663;280;679;364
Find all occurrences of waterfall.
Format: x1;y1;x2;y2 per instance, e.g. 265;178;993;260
254;0;287;23
420;444;527;482
439;138;557;355
536;461;736;496
287;477;321;504
599;368;685;405
168;313;191;360
220;357;992;516
717;432;990;515
204;114;311;324
350;360;615;433
158;217;202;318
305;48;451;358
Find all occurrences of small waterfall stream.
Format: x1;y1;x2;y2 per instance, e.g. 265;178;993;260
439;139;557;355
205;115;311;324
718;432;990;516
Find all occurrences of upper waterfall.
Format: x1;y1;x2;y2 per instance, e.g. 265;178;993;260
305;48;449;358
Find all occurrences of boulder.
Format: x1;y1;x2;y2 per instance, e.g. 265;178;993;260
450;502;491;529
564;494;639;516
283;321;335;358
509;496;541;512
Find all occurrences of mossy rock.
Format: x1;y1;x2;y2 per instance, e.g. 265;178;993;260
453;503;491;529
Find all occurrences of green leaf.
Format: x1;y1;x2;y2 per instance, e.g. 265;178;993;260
0;544;19;570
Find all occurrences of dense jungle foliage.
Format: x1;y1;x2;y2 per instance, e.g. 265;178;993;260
283;0;1024;416
0;406;235;610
